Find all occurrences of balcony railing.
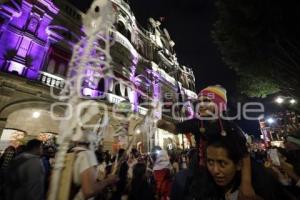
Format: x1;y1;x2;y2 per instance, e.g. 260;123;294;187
38;71;65;89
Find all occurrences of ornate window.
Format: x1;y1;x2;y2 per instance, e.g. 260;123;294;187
47;59;55;74
58;63;65;76
27;17;39;33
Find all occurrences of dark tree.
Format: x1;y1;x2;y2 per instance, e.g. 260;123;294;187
213;0;300;100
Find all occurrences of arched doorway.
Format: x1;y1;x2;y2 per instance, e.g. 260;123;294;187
5;108;60;137
0;100;64;140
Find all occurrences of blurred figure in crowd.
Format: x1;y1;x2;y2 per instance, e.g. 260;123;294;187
41;145;55;194
111;148;129;200
127;148;139;179
5;139;45;200
170;148;197;200
128;163;155;200
0;146;16;197
152;147;172;200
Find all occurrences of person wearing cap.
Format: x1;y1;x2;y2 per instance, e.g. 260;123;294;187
152;148;172;200
158;85;255;199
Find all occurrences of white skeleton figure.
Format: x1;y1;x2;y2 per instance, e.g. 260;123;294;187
48;0;163;198
58;0;114;144
48;1;114;199
83;0;114;35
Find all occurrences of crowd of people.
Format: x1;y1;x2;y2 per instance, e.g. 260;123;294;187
0;85;299;200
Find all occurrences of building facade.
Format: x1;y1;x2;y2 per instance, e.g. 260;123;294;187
0;0;197;152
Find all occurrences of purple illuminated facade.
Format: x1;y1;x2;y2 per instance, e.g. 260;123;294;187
0;0;198;151
0;0;59;79
0;0;196;109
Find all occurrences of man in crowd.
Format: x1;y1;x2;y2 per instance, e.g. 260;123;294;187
5;139;45;200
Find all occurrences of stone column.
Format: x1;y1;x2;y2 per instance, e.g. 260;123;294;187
0;118;7;138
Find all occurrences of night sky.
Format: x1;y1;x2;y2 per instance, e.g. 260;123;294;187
69;0;262;136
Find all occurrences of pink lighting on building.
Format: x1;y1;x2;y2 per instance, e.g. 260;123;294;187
0;0;60;79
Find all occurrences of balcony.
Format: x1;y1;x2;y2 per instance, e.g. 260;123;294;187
38;71;65;89
113;30;138;59
111;0;131;16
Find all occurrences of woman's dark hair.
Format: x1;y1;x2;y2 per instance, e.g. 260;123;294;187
131;148;139;159
206;128;247;164
16;145;26;155
188;122;248;199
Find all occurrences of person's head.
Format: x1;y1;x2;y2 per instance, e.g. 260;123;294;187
47;147;56;158
15;145;26;155
26;139;43;156
197;85;227;117
130;148;139;159
97;144;103;152
206;127;246;188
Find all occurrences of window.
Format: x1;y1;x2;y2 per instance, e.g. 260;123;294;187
27;17;39;33
114;83;122;96
98;78;105;92
58;63;65;76
47;59;55;74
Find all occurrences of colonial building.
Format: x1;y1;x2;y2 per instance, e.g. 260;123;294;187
0;0;196;152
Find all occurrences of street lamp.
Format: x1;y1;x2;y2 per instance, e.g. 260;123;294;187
275;96;297;105
267;117;275;124
32;111;40;118
290;99;296;105
275;97;284;104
